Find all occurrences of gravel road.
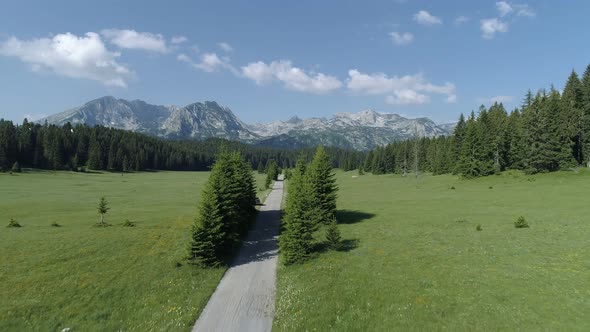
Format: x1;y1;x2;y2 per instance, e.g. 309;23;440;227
192;176;284;332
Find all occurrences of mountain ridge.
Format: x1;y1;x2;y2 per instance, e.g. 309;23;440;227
38;96;453;150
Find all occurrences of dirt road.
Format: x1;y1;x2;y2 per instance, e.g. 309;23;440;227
192;176;283;332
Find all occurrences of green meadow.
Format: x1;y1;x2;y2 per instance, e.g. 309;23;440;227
0;170;268;331
274;170;590;331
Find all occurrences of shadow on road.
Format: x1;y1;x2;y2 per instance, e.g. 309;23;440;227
231;208;281;268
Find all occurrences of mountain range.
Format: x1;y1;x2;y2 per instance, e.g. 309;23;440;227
39;96;454;150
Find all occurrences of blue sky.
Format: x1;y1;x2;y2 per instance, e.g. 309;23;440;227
1;0;590;125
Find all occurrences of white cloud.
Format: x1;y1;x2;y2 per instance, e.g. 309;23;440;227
101;29;168;53
0;32;132;87
178;52;236;73
170;36;187;44
217;42;233;52
347;69;456;105
386;90;429;105
514;4;535;17
389;32;414;45
497;2;536;17
454;16;470;25
480;18;509;39
477;95;513;104
413;10;442;26
496;1;513;17
241;60;342;94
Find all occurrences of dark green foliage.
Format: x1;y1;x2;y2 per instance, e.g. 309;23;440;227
358;167;364;175
50;222;61;227
0;119;363;173
325;218;342;250
11;161;21;173
187;151;257;267
280;157;315;265
97;196;110;226
284;168;293;180
514;216;529;228
306;146;338;225
476;224;482;231
265;160;279;189
7;218;21;228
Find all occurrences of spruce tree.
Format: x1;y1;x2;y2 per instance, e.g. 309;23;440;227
97;196;110;226
582;64;590;167
306;146;338;226
280;156;315;265
325;217;342;250
187;179;225;266
11;161;21;173
561;70;584;165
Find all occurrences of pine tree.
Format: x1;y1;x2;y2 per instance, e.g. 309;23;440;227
187;180;225;266
280;157;315;265
561;70;584;165
97;196;110;226
325;217;342;250
581;64;590;167
306;146;338;226
257;160;264;174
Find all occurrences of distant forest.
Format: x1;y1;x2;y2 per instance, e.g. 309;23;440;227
0;120;364;172
364;65;590;177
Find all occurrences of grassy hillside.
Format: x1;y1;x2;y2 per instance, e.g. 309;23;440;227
274;170;590;331
0;170;267;331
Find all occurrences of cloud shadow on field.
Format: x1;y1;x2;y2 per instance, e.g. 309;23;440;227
336;210;375;224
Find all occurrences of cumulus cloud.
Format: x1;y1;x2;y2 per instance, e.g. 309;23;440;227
178;52;236;74
413;10;442;26
347;70;456;105
170;36;187;44
241;60;342;94
477;95;513;104
101;29;168;53
389;32;414;46
217;42;233;52
0;32;132;87
480;18;509;39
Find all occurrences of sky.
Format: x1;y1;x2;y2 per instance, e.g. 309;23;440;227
1;0;590;125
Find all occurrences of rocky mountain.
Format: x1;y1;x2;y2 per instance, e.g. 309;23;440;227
39;96;452;150
248;110;448;150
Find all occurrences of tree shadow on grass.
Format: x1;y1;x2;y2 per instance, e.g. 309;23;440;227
336;210;375;224
313;238;360;254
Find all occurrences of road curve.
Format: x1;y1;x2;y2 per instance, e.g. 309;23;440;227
192;176;283;332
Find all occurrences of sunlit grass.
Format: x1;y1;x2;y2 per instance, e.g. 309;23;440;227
274;170;590;331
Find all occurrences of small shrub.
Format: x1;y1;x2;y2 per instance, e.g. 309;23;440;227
51;222;62;227
122;219;136;227
476;224;482;231
450;186;456;190
175;262;183;268
488;186;493;189
11;162;21;173
8;218;21;228
514;216;529;228
325;218;342;250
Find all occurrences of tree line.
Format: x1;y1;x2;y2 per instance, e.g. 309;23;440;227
187;151;257;266
280;146;340;265
0;120;365;173
364;65;590;177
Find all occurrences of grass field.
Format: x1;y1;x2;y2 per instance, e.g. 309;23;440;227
0;170;268;331
274;170;590;331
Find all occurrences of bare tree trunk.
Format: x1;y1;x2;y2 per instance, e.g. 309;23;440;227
100;214;104;225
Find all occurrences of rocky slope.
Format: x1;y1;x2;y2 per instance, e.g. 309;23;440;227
39;96;452;150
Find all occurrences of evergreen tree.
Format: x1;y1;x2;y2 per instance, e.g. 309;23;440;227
97;196;110;226
187;179;225;266
581;64;590;167
325;217;342;250
280;157;315;264
257;160;264;174
561;70;584;165
306;146;338;226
